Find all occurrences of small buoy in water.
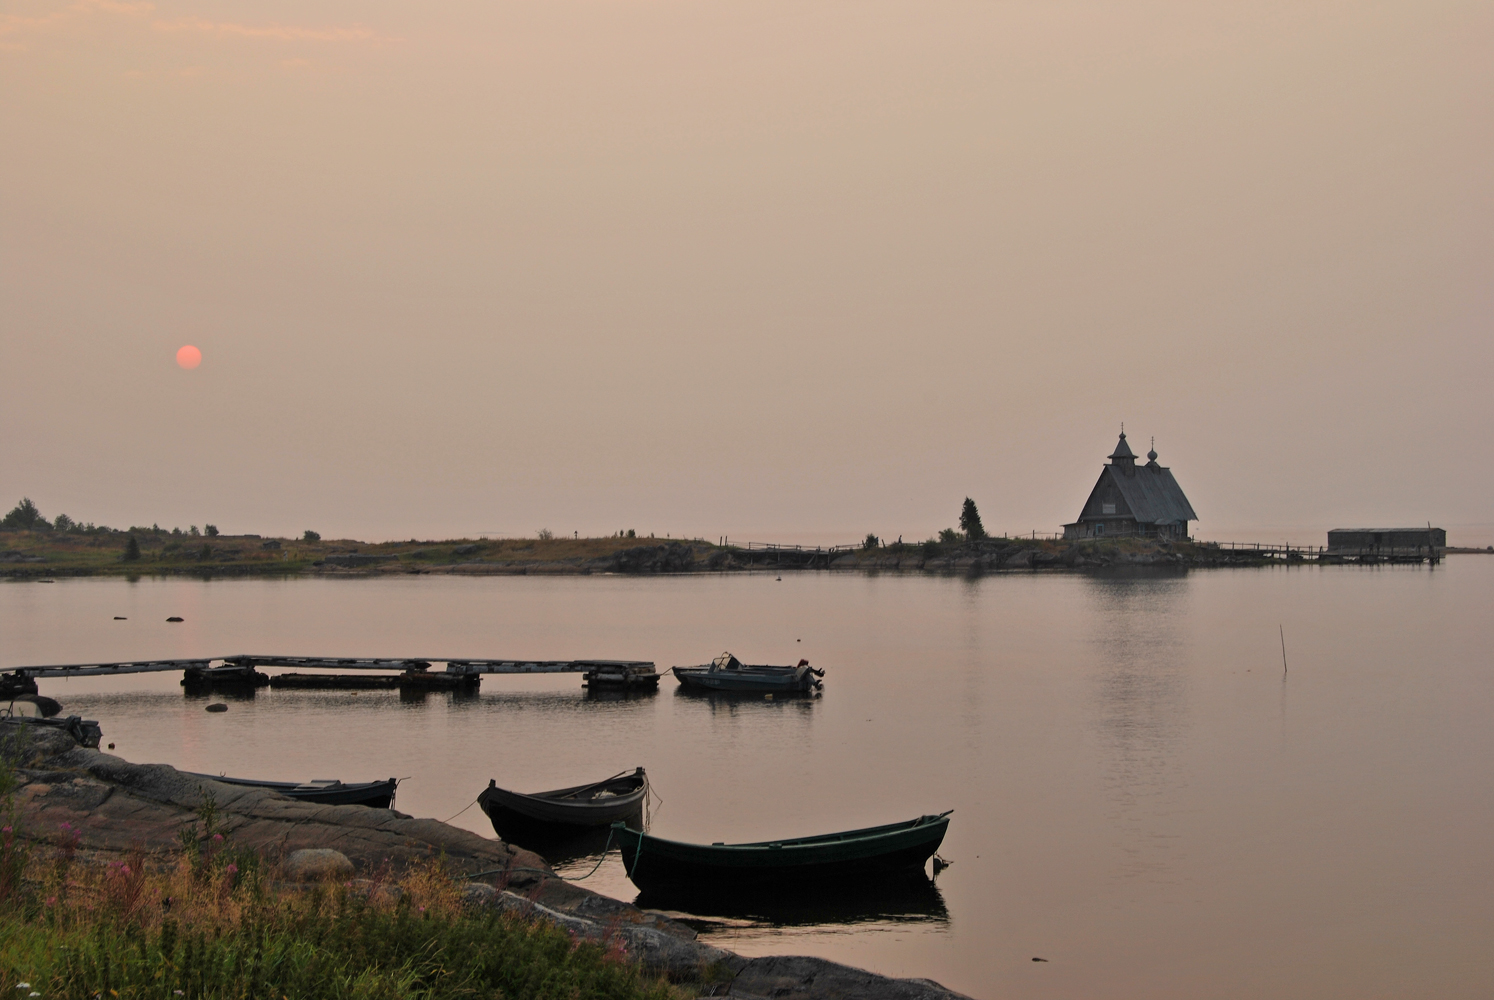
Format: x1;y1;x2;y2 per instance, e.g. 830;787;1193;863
114;616;127;620
205;703;227;713
107;743;115;750
166;616;184;622
1032;957;1048;962
765;693;773;700
775;576;782;581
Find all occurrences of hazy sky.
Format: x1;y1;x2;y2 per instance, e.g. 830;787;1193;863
3;1;1491;544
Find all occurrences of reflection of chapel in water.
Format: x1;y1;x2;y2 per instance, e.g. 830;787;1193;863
1063;431;1198;540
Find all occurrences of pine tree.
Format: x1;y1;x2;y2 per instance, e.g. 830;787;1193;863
123;534;141;561
959;497;987;540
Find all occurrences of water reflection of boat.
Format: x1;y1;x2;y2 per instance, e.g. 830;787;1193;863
479;768;647;845
583;685;657;703
2;695;62;718
672;652;824;694
613;812;951;892
636;870;950;927
530;825;626;868
184;774;398;808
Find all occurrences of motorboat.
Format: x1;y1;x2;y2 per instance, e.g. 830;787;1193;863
671;652;823;693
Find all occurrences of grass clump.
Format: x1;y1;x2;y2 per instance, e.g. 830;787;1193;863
1;894;673;999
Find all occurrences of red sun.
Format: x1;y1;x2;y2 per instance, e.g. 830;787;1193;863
176;345;202;369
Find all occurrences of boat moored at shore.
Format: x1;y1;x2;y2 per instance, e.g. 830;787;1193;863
185;773;398;808
612;811;951;892
479;768;648;843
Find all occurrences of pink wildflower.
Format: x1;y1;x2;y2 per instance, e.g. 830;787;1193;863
45;896;56;906
212;833;224;842
226;864;238;874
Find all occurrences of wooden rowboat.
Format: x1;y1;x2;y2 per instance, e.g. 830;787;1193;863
612;811;951;892
671;652;824;693
479;768;648;842
185;773;397;808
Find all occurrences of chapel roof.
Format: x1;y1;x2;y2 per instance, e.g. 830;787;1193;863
1100;460;1198;523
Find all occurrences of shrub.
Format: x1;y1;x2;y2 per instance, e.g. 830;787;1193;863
537;528;554;541
52;514;76;533
303;530;321;542
122;535;141;562
0;498;47;531
204;524;219;537
938;528;959;545
863;533;880;550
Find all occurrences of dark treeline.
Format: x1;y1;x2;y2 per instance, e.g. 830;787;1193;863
1;496;221;539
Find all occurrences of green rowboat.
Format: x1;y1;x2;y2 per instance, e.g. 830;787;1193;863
612;811;951;892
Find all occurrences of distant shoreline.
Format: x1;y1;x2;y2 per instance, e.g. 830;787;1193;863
3;530;1456;580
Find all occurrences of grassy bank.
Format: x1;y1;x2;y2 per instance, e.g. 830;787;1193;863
0;793;681;998
0;531;710;579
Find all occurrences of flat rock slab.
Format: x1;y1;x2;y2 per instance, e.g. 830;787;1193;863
0;721;667;934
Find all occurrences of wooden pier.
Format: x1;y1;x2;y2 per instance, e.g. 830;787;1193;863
0;655;661;695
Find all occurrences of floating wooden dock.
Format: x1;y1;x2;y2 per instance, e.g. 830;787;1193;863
0;655;660;694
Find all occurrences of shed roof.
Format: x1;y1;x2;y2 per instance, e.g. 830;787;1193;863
1102;463;1197;524
1327;528;1437;533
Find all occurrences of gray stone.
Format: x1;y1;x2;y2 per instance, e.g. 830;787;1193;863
728;955;974;1000
283;848;354;881
462;882;500;907
489;891;744;982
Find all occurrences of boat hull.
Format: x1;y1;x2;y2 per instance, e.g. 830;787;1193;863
613;813;950;892
185;773;397;808
479;770;648;842
671;665;816;693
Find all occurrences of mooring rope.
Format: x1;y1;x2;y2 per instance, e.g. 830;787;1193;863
440;794;481;825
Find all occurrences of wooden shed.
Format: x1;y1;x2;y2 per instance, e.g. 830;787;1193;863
1326;528;1444;555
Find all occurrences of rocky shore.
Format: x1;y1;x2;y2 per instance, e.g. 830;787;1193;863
1;530;1302;580
3;719;972;1000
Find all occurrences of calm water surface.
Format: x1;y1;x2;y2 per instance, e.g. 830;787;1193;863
2;563;1491;1000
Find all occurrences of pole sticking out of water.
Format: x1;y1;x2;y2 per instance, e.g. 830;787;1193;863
1279;624;1288;675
